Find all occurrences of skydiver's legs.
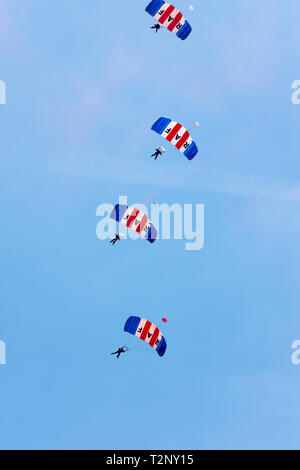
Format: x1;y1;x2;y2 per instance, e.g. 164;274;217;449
112;347;128;358
151;150;160;159
111;349;123;358
110;236;119;245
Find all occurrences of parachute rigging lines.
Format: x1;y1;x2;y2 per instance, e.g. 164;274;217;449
124;316;167;357
110;204;157;244
146;0;192;40
152;117;198;160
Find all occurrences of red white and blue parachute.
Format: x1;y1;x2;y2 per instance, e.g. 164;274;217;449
152;117;198;160
124;316;167;357
110;204;157;243
146;1;192;40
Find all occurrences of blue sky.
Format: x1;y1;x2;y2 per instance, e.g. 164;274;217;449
1;0;300;450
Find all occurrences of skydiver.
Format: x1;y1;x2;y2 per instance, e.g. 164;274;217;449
151;23;161;33
111;346;129;359
110;234;120;245
151;147;165;160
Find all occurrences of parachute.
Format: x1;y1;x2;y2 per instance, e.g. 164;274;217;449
152;117;198;160
110;204;157;243
124;316;167;357
146;0;192;40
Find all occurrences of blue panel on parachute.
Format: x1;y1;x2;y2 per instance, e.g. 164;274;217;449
110;204;127;222
177;21;192;40
184;141;198;160
145;0;165;16
147;225;158;244
124;316;141;335
151;117;171;135
156;336;167;357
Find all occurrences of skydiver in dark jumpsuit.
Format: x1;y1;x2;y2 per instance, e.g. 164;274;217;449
111;347;128;358
151;23;161;33
110;234;120;245
151;148;163;160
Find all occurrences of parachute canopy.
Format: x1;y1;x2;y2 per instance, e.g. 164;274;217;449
124;316;167;357
110;204;157;243
152;117;198;160
146;0;192;40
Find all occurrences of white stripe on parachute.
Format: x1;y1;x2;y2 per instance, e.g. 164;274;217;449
153;332;163;350
120;206;135;227
135;319;147;338
171;17;185;34
144;323;157;345
154;3;170;21
161;120;177;139
162;7;179;28
179;135;192;153
170;125;187;147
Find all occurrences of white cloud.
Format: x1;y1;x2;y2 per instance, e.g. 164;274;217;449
49;147;300;206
